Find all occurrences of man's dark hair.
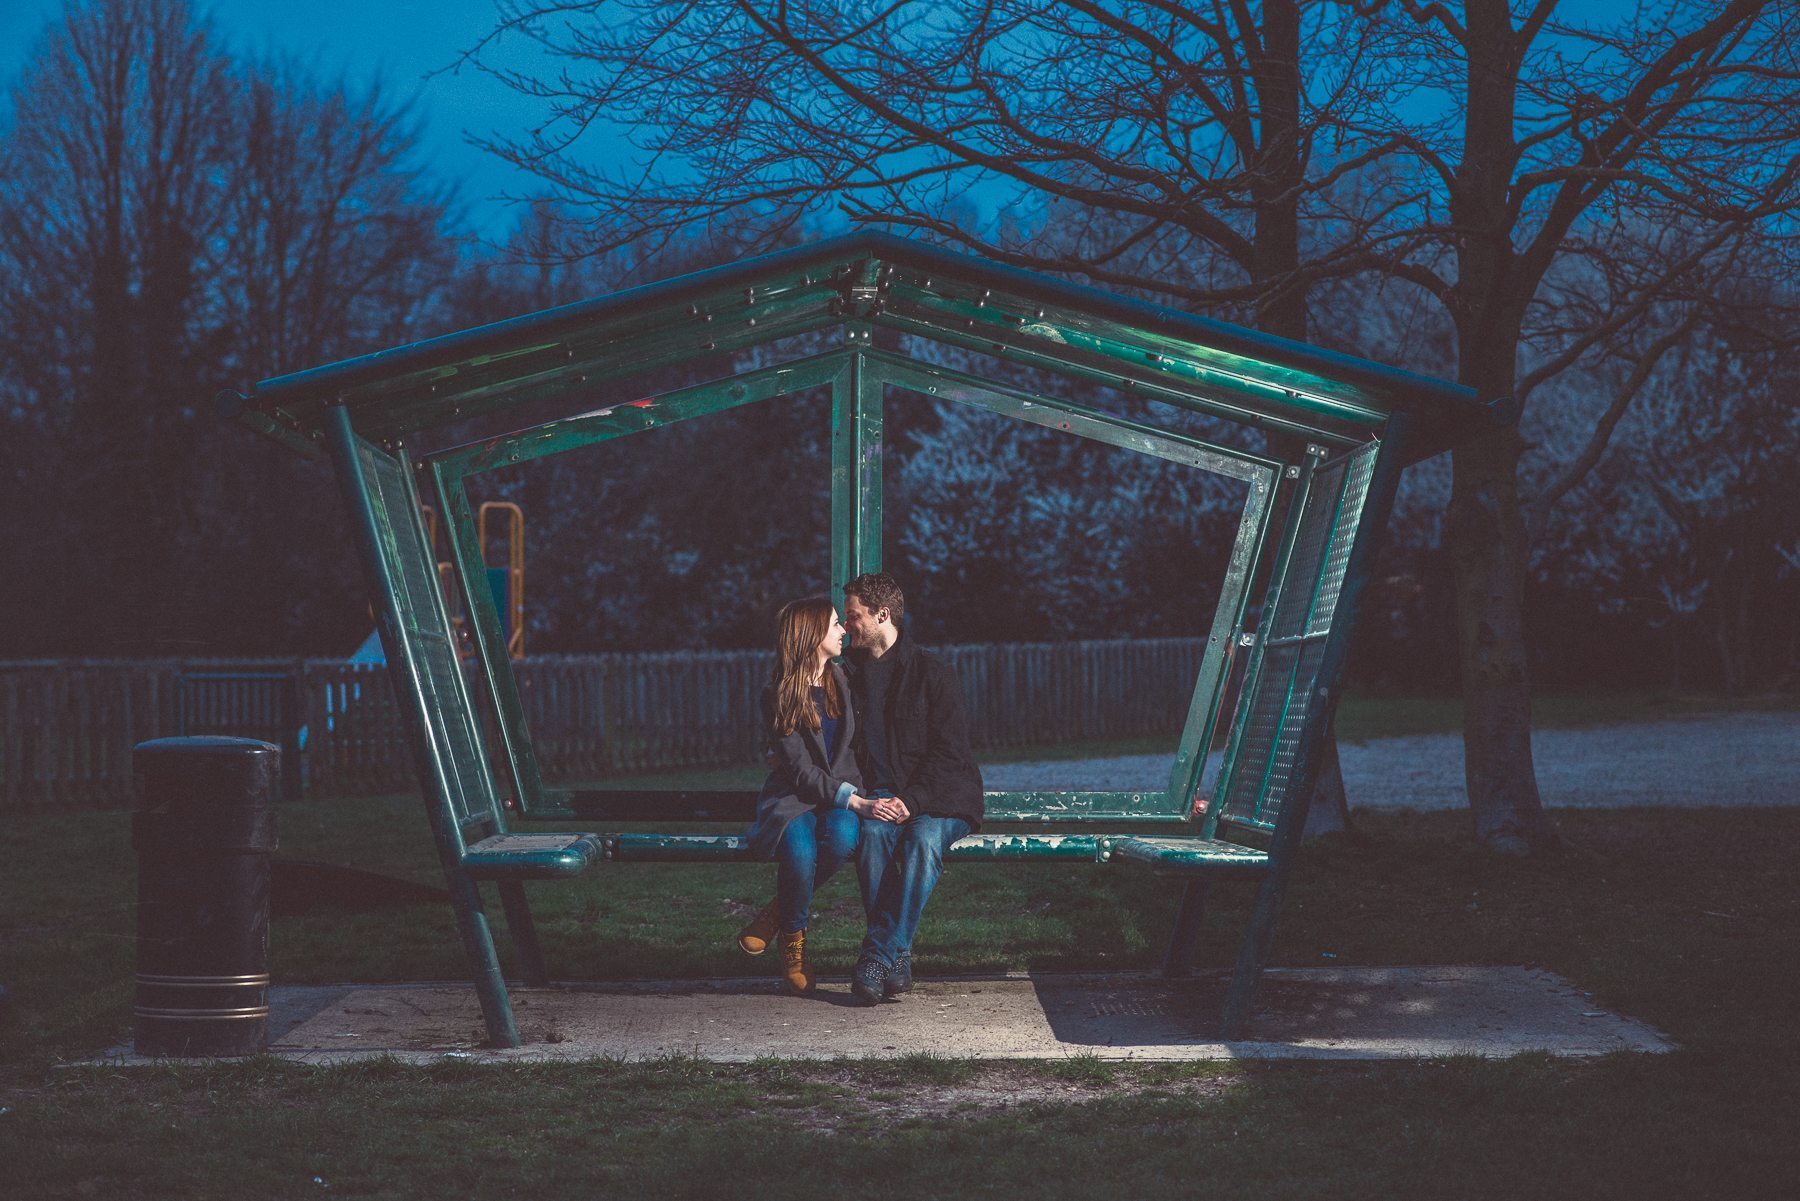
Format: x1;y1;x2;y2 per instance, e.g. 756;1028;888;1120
844;572;905;626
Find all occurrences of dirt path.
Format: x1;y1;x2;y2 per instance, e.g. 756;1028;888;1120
983;712;1799;809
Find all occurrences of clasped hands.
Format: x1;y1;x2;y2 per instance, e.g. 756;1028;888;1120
849;793;910;823
764;748;909;823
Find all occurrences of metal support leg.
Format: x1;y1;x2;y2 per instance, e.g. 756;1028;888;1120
1160;880;1210;977
446;871;521;1048
1219;871;1290;1039
498;881;549;987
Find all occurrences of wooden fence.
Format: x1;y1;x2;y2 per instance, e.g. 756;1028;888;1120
0;638;1204;811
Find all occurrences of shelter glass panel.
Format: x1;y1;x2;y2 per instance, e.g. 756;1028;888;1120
1215;441;1380;831
354;435;503;833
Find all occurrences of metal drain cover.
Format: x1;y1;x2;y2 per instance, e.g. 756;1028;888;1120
1086;998;1177;1018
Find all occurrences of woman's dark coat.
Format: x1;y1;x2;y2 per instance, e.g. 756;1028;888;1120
743;662;863;859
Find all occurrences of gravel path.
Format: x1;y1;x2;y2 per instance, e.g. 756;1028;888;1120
982;712;1800;809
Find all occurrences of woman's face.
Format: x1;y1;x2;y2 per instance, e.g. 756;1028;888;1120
817;611;846;660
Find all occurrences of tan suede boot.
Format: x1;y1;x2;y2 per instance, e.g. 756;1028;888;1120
736;900;780;955
778;929;814;994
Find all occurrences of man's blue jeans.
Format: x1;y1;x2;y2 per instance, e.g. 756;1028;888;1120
776;808;860;933
856;812;971;967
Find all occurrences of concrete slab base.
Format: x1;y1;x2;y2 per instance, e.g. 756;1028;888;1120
99;967;1672;1065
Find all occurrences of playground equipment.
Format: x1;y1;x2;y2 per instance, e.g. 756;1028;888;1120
348;500;525;665
224;232;1509;1047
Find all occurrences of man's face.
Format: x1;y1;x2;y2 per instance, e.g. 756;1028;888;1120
843;594;884;648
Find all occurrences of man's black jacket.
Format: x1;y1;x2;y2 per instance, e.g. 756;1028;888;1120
845;633;985;833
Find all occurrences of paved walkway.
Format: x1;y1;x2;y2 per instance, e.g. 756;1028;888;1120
105;967;1671;1065
984;712;1799;808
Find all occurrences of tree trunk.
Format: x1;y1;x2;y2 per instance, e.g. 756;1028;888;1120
1670;622;1683;692
1712;604;1743;697
1444;2;1558;852
1447;429;1556;851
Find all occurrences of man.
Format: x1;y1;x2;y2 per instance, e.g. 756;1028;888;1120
839;572;984;1005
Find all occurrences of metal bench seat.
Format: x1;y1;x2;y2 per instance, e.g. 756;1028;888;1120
1106;835;1271;876
463;832;606;879
602;830;1116;863
600;829;1269;872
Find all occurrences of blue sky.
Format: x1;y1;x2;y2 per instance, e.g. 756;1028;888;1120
1;0;565;240
0;0;1656;245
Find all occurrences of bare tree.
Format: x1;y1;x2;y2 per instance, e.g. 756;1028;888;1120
0;0;235;651
0;0;461;655
1344;0;1800;848
474;1;1398;323
217;63;457;375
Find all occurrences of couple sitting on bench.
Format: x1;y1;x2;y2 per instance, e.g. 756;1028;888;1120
735;572;983;1003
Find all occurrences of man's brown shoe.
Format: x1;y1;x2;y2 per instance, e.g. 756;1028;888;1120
736;900;780;955
778;929;814;994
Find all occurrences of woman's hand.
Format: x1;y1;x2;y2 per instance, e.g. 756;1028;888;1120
849;794;909;823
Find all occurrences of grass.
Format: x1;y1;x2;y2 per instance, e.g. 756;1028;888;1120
6;1050;1794;1199
0;691;1795;1197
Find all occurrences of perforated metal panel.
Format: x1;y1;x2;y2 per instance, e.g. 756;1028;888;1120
354;436;503;836
1215;442;1380;831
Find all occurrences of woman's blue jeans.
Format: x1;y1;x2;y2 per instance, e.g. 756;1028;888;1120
776;807;861;933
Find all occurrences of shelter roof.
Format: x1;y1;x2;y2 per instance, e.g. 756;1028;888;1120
226;231;1509;460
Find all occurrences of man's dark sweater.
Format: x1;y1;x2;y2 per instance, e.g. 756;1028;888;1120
853;649;900;792
845;631;985;832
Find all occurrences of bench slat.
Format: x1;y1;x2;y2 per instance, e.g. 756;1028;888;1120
541;790;1191;824
1107;835;1270;875
948;833;1107;861
463;833;605;879
603;831;1116;863
599;831;1268;869
604;833;752;861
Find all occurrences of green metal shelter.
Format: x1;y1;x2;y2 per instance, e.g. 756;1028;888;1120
228;231;1510;1047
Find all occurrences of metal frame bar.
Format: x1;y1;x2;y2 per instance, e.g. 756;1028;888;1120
431;463;549;818
1204;453;1319;841
322;406;521;1048
871;307;1367;450
1219;421;1415;1038
430;350;850;479
395;447;552;996
861;349;1280;479
878;279;1387;428
830;333;885;597
1165;468;1279;821
378;309;847;440
1240;453;1355;829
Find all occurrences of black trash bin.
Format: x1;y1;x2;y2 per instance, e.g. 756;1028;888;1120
132;736;279;1056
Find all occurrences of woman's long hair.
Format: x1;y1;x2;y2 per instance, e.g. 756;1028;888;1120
771;595;843;737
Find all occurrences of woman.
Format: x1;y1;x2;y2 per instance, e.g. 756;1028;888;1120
737;596;899;993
